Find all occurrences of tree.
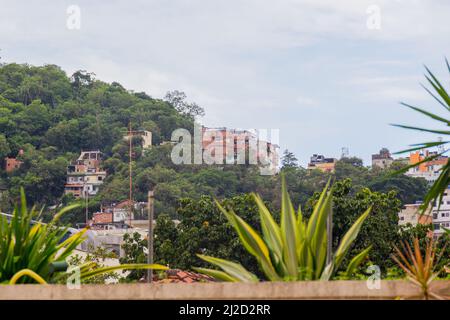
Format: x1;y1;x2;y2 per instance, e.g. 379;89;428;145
119;232;148;281
164;90;205;119
306;178;402;273
0;134;10;159
281;149;298;168
368;174;428;204
71;70;95;91
9;147;68;205
44;119;82;153
334;159;370;187
340;156;363;167
154;214;179;266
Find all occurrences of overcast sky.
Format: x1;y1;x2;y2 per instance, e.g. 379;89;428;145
1;0;450;165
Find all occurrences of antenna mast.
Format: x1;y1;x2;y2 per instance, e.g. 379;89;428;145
438;137;445;154
341;147;349;159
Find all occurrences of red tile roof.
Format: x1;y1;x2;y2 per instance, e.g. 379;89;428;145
152;269;215;283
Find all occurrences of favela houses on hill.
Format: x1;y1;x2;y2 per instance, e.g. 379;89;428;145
0;1;449;315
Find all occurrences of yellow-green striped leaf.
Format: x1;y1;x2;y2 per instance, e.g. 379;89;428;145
334;207;371;269
197;255;258;282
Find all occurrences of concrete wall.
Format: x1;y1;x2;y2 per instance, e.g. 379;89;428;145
1;280;449;300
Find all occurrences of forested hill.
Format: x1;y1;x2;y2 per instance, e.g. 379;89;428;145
0;63;194;154
0;63;196;210
0;63;428;223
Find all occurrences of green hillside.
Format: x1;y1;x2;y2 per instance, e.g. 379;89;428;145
0;63;428;224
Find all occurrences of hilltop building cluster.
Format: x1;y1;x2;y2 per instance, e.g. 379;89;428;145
304;147;449;238
370;148;448;183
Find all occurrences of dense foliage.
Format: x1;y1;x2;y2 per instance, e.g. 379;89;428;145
120;179;438;278
0;63;429;224
195;177;372;282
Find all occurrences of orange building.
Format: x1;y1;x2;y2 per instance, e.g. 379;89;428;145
307;154;337;173
406;150;448;183
409;150;448;171
4;149;24;173
4;157;22;173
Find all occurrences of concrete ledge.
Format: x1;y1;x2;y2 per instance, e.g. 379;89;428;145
1;280;449;300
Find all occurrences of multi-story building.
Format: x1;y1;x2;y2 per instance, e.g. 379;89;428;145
398;202;432;227
201;127;279;172
307;154;337;173
405;150;448;183
372;148;393;169
64;151;106;198
432;188;450;239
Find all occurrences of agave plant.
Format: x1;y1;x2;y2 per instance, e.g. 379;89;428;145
0;189;167;284
393;59;450;212
392;237;447;300
194;177;371;281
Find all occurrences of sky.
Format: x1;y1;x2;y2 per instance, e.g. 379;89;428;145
1;0;450;166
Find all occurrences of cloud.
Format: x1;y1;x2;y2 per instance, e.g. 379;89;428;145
1;0;450;165
296;95;317;106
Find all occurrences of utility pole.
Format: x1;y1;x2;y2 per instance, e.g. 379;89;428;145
147;190;154;283
129;121;133;227
85;186;89;227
